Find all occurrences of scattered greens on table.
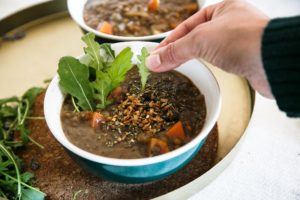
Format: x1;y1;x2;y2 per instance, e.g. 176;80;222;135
0;32;146;199
58;32;150;111
0;87;46;200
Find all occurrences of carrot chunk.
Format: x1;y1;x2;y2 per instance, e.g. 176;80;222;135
97;21;113;35
108;86;122;100
148;138;169;156
183;3;198;13
166;121;186;141
147;0;160;12
91;112;106;128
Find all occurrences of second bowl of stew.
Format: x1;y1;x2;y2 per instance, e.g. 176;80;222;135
44;41;221;183
67;0;202;43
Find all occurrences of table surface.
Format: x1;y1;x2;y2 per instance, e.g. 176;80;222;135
1;0;300;200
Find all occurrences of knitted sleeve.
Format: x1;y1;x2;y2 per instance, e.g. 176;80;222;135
262;16;300;117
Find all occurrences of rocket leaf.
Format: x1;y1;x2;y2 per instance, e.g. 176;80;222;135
58;33;149;111
22;87;43;108
91;71;113;109
90;47;133;108
100;43;115;70
101;43;115;60
22;188;45;200
107;47;134;88
82;33;103;71
137;47;150;91
58;56;95;111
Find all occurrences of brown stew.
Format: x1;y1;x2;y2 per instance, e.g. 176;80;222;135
61;68;206;159
83;0;198;36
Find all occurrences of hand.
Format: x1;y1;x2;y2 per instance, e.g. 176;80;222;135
146;0;273;98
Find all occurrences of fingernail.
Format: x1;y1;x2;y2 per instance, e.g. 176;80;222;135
146;54;161;70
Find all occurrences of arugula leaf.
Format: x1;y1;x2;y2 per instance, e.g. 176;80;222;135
0;106;17;118
89;47;133;109
0;97;18;106
19;125;30;144
137;47;150;91
21;172;34;183
58;56;95;111
91;71;113;109
0;87;45;200
22;88;43;108
100;43;115;60
0;142;22;199
82;33;103;71
72;190;82;200
22;188;45;200
100;43;115;70
59;33;148;111
107;47;134;88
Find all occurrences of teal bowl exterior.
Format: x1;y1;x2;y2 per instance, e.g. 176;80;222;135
65;137;207;183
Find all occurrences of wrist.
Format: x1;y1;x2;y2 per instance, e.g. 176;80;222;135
245;18;273;98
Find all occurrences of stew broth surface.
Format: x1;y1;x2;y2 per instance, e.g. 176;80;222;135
83;0;198;36
61;68;206;159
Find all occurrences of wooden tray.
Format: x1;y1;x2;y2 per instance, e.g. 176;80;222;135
0;1;254;199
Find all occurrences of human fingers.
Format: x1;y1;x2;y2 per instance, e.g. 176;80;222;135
147;29;200;72
155;3;218;49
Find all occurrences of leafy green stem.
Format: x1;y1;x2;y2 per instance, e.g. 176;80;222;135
19;99;30;125
26;116;45;120
5;118;18;139
17;100;22;126
0;143;22;200
72;190;82;200
4;140;23;145
28;136;44;149
1;172;46;196
0;189;8;199
137;47;150;91
71;96;80;112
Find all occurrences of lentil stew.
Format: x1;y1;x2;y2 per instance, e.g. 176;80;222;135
61;67;206;159
83;0;199;36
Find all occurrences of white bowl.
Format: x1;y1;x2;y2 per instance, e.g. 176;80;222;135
44;41;221;183
67;0;207;42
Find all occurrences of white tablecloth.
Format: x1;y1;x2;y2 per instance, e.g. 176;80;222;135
192;1;300;200
1;1;300;200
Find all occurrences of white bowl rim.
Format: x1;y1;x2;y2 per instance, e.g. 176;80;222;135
44;41;221;166
67;0;195;41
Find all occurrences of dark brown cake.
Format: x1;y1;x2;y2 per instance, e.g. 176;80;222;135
19;92;218;200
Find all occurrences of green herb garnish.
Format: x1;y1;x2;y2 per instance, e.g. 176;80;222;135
82;33;104;71
58;56;95;111
107;47;133;89
71;190;82;200
101;43;115;66
91;71;114;109
58;32;152;111
137;47;150;91
0;87;46;200
92;47;133;109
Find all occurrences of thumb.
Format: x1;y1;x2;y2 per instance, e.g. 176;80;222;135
146;34;197;72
